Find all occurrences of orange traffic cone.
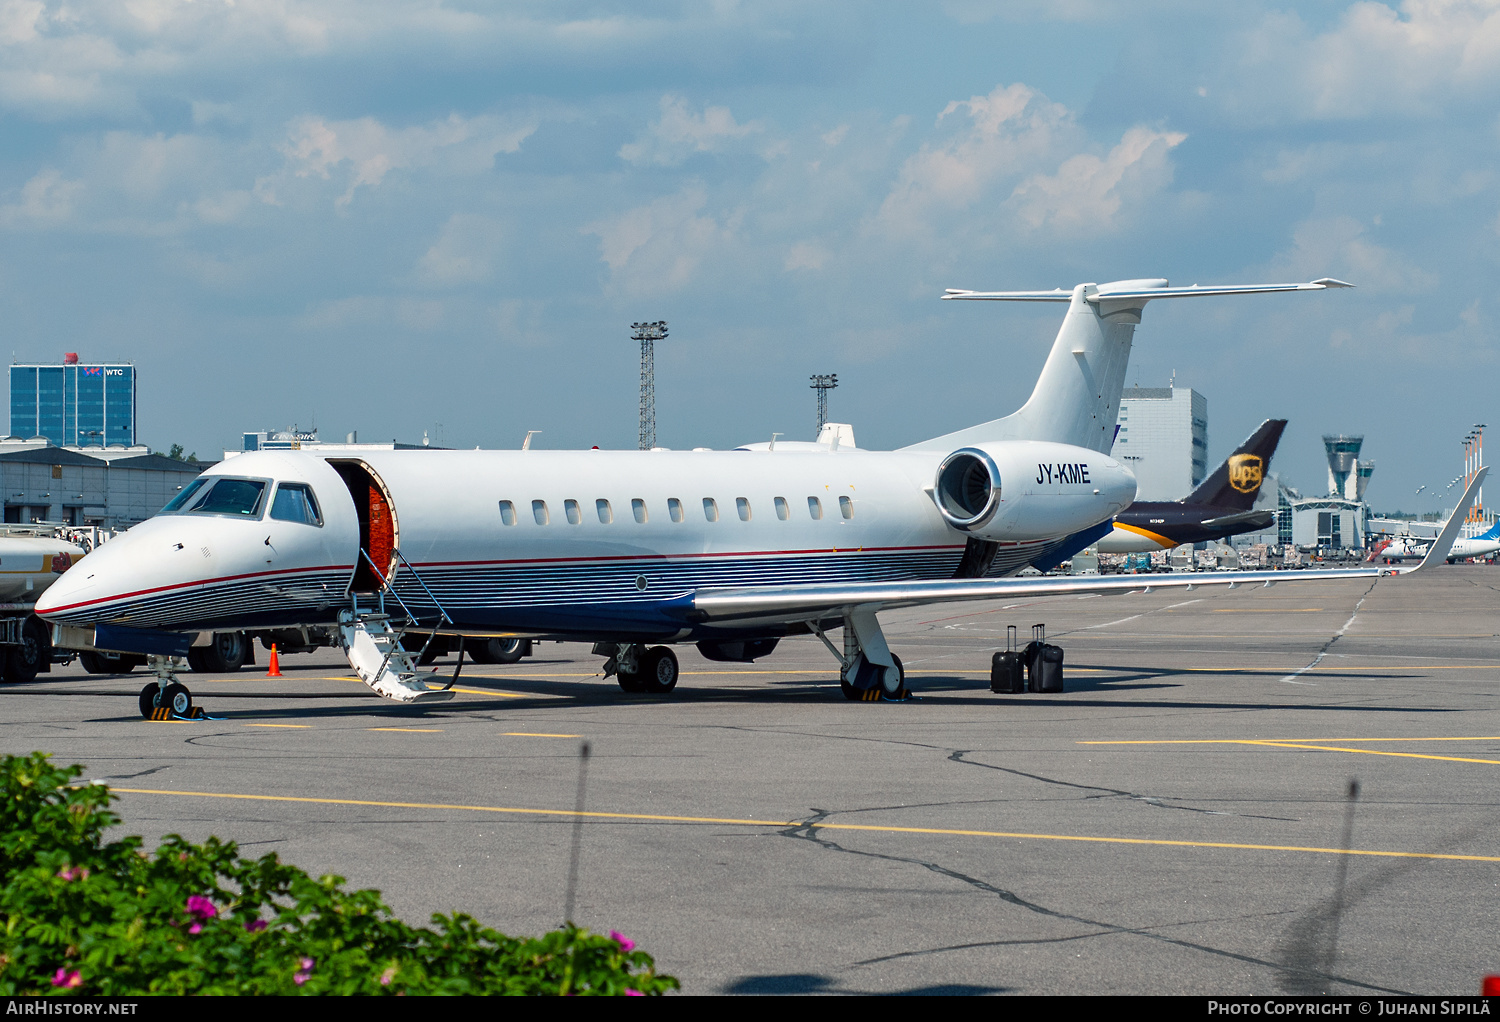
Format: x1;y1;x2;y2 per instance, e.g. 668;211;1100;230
266;643;282;677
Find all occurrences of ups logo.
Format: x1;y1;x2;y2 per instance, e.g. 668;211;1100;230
1228;454;1264;494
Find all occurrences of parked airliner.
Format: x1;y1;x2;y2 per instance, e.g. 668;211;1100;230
1375;520;1500;563
42;274;1467;718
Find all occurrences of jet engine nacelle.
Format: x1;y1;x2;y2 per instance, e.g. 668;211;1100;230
933;441;1135;542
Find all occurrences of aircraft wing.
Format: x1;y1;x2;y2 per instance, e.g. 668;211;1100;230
942;279;1353;302
689;468;1483;625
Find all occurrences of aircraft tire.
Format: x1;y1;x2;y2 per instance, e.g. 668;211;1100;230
616;668;646;693
492;638;531;664
839;654;906;702
186;648;209;672
161;683;192;716
138;683;159;717
639;646;679;695
201;632;248;673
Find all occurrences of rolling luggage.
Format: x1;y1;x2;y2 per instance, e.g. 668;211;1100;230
990;625;1024;694
1026;624;1064;693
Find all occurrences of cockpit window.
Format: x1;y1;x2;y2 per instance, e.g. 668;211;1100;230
162;477;268;519
160;477;209;514
270;483;322;526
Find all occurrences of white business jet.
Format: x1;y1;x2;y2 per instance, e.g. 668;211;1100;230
44;275;1464;719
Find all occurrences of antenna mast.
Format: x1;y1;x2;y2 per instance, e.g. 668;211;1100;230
631;321;667;451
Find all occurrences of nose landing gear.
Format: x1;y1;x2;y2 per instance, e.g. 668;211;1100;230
138;655;199;718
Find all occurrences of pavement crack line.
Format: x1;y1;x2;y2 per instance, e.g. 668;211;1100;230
776;808;1405;994
947;750;1298;821
1279;580;1379;686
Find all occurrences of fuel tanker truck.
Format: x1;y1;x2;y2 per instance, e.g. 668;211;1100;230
0;532;91;682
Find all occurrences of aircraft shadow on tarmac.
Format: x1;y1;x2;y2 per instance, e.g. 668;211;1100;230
721;973;1008;996
9;662;1460;723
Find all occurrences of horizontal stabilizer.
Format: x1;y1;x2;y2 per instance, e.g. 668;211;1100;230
943;279;1353;302
1200;510;1276;530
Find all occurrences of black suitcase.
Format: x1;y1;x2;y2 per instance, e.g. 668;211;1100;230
990;625;1024;694
1026;624;1065;693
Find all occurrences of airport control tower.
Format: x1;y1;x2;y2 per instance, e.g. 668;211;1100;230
1324;434;1363;499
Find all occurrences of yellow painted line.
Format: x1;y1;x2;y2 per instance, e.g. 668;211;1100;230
244;723;312;729
106;787;1500;864
1242;741;1500;766
1079;738;1500;766
1083;737;1500;745
367;727;443;733
503;732;581;738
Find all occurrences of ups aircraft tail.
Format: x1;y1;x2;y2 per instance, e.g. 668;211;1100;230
904;279;1352;454
1185;419;1286;510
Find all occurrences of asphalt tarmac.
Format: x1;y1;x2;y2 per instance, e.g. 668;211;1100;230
5;565;1500;995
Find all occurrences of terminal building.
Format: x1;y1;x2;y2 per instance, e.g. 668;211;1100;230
0;438;204;528
9;354;136;448
1110;387;1208;500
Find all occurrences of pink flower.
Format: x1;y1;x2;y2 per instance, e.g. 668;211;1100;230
51;968;81;989
379;966;396;986
56;866;89;881
244;919;267;933
626;989;643;996
294;957;315;986
185;895;217;921
188;923;202;935
610;930;635;952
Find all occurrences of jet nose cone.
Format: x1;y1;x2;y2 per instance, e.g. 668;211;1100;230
35;562;98;621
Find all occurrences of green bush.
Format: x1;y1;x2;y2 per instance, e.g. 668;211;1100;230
0;752;678;995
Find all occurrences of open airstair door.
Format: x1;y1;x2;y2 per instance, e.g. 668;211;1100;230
329;460;398;592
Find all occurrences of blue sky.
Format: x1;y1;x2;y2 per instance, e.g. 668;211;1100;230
1;0;1496;512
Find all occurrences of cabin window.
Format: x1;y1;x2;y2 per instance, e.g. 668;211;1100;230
163;477;268;519
270;483;322;526
703;498;719;522
668;497;684;523
532;500;549;526
564;499;581;525
632;498;648;524
736;497;751;521
774;496;789;521
839;495;853;520
499;500;516;526
596;499;613;524
808;496;823;520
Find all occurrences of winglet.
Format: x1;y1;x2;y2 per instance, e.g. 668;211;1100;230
1409;467;1487;572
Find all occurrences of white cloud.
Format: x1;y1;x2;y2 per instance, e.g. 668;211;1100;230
784;241;830;271
877;83;1185;238
1266;216;1439;293
279;112;536;207
0;167;83;225
1208;0;1500;123
1009;125;1185;233
584;183;736;293
619;95;764;166
417;214;503;286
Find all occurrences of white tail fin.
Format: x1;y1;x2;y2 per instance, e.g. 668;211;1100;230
904;277;1352;454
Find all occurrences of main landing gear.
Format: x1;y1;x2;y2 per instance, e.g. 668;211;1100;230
138;655;196;718
812;608;908;702
596;643;679;694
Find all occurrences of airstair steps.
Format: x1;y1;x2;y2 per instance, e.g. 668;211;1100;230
338;609;455;703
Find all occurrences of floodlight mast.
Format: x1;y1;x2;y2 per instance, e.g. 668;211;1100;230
632;321;667;451
810;374;838;438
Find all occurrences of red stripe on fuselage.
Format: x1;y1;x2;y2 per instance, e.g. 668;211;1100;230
39;563;356;615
